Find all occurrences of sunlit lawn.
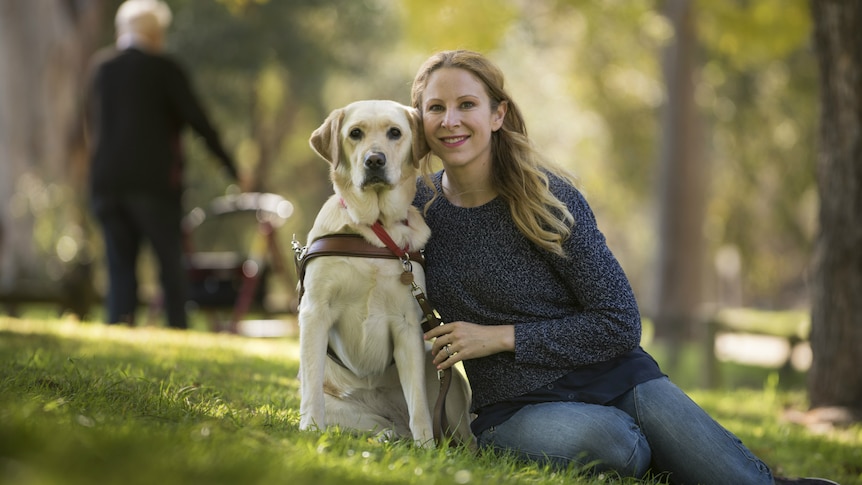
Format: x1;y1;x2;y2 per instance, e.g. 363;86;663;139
1;314;859;485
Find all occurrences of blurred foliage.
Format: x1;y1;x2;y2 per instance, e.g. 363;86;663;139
505;0;816;309
399;0;519;53
3;0;818;315
694;0;816;307
164;0;402;226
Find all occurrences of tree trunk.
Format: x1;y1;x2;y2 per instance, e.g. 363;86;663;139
808;0;862;416
653;0;707;366
0;0;105;309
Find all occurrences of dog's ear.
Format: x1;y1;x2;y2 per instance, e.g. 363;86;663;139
309;108;345;168
408;107;429;168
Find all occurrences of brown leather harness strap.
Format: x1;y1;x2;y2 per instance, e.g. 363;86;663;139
294;233;424;303
411;284;452;444
292;233;454;445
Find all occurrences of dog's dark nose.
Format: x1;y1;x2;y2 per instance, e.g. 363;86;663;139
364;152;386;169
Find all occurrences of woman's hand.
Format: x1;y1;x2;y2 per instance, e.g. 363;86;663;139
424;321;515;369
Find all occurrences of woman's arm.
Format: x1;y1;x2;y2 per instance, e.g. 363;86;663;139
426;184;641;371
512;186;642;367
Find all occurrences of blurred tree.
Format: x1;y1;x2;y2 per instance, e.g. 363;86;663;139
652;0;706;366
808;0;862;418
0;0;105;315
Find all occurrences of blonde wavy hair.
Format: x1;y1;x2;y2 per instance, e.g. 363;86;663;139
411;50;577;257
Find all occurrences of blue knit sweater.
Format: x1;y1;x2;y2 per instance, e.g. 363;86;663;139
414;171;661;414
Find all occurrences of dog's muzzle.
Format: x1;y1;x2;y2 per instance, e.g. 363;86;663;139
362;151;389;187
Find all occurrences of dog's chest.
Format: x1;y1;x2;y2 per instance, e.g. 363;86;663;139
331;259;423;322
320;260;425;375
305;255;425;330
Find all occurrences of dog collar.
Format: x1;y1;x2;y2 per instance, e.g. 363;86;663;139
339;198;411;252
370;221;409;255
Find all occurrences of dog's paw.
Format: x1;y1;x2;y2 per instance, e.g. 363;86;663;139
373;428;397;443
372;429;434;448
299;417;322;432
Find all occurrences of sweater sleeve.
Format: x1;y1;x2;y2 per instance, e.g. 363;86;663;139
512;184;642;368
165;59;238;181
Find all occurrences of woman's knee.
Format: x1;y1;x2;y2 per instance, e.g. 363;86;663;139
571;415;651;477
479;402;651;477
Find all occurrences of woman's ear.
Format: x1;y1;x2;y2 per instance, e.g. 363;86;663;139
492;100;508;132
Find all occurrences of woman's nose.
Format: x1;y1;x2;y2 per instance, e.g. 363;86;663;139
441;112;460;129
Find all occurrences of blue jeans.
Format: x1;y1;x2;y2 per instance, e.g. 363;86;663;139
475;377;774;485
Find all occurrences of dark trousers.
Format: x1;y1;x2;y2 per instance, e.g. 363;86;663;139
92;193;188;328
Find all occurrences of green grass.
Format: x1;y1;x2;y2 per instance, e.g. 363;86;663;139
1;316;860;485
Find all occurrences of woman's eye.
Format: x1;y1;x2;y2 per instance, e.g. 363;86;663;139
426;104;443;113
349;128;363;140
460;101;475;109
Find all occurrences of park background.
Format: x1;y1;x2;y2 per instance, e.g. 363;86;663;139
1;0;860;483
0;0;820;354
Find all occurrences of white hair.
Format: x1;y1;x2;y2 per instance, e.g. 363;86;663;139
114;0;171;47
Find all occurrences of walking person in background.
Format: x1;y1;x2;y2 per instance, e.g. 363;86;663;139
85;0;239;329
412;49;836;485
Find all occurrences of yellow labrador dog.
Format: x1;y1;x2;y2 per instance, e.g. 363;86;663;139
297;100;472;447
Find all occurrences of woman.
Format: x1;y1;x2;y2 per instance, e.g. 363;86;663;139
412;50;834;485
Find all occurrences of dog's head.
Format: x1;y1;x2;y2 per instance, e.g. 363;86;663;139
309;100;429;192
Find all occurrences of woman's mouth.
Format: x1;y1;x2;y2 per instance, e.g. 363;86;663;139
440;135;469;147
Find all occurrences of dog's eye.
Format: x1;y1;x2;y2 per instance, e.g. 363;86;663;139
349;128;363;140
387;127;402;140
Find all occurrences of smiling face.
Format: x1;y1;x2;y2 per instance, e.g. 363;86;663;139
420;67;506;172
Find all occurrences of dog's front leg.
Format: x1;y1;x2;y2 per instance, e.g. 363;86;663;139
298;305;330;431
392;327;435;447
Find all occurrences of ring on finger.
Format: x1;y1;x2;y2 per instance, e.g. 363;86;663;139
444;344;453;357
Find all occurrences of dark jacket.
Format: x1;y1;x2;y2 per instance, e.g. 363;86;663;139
87;47;237;199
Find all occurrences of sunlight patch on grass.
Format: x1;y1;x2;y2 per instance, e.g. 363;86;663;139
0;316;301;362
